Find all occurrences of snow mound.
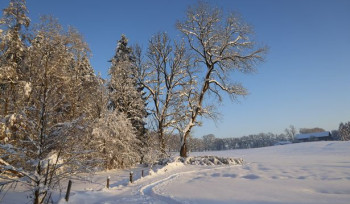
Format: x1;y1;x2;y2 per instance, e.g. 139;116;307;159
148;161;185;177
158;156;243;166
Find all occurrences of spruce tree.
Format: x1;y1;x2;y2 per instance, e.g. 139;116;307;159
108;35;148;162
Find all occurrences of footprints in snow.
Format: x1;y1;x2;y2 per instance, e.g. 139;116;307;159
241;174;260;180
197;162;350;182
210;173;238;178
210;172;260;180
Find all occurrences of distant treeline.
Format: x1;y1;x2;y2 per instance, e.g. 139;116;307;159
166;124;348;152
167;132;292;152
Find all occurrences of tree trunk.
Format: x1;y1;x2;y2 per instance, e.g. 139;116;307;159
179;67;212;157
158;127;166;156
4;94;8;115
180;126;191;157
34;189;39;204
180;142;187;157
103;139;108;170
34;176;41;204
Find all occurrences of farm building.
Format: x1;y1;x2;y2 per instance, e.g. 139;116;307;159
295;131;333;142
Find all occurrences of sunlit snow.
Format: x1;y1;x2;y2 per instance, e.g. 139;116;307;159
2;141;350;204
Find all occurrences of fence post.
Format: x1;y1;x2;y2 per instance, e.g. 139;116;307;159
130;171;133;183
107;176;110;189
142;170;144;177
65;180;72;202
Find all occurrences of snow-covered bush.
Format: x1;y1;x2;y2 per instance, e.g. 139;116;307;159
141;131;164;167
158;156;243;166
92;111;140;170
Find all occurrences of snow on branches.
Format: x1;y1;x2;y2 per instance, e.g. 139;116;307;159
176;2;266;157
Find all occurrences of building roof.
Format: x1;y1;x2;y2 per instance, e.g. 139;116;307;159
295;131;331;140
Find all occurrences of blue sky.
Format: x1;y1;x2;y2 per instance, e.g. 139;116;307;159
1;0;349;138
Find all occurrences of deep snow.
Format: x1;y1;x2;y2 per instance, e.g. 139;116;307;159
1;141;350;204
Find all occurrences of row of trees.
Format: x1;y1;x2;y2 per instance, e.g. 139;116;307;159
188;133;292;152
167;129;297;153
178;123;349;152
0;1;267;203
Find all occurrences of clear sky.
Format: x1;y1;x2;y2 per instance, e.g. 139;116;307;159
1;0;349;138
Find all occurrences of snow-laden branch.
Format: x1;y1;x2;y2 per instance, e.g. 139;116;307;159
208;79;246;95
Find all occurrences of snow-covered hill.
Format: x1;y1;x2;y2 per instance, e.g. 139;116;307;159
2;141;350;204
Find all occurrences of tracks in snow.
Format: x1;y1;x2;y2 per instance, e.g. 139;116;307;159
138;165;236;203
139;173;182;204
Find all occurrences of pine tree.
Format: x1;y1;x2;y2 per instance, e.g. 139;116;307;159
108;35;148;162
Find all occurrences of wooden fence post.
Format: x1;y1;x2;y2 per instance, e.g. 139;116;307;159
141;170;144;177
65;180;72;202
130;171;133;183
107;176;110;189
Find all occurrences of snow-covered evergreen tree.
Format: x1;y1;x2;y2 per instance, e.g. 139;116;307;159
108;35;148;162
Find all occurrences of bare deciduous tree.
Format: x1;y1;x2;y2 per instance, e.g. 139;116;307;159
176;2;267;157
339;122;350;141
285;125;297;141
136;32;193;156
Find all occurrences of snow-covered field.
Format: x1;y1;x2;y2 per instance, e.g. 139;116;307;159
2;141;350;204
